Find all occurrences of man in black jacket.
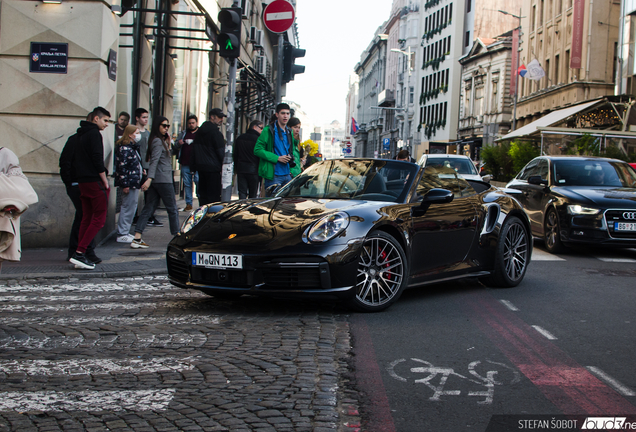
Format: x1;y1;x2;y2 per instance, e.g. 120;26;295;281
234;120;263;199
59;113;100;264
192;108;225;205
68;107;111;270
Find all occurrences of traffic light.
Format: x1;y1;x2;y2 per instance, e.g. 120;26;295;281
218;8;242;58
283;43;306;83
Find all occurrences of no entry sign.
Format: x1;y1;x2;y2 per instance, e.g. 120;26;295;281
263;0;295;34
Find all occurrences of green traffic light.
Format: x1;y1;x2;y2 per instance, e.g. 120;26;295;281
225;39;233;50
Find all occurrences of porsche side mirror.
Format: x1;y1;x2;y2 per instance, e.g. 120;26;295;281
265;183;281;197
528;175;548;186
482;174;492;184
422;188;454;204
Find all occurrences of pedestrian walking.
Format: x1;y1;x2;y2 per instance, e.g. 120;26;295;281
191;108;226;206
59;112;100;263
174;114;199;211
254;103;300;190
233;119;263;199
114;111;130;141
0;147;38;273
69;106;111;270
113;125;142;243
135;108;163;227
131;116;180;249
287;117;304;173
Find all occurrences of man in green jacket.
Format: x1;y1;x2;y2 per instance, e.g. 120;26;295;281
254;103;301;190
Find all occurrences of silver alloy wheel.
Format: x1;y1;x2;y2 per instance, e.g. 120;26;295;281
503;221;528;282
545;210;559;250
355;236;405;307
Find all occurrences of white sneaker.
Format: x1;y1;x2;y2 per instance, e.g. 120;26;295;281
117;234;135;243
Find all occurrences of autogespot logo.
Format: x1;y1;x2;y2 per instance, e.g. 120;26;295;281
622;212;636;220
582;417;628;429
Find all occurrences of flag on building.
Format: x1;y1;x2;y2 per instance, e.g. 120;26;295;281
518;59;545;81
351;117;359;134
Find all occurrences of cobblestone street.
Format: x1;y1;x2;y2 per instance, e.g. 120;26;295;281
0;277;362;432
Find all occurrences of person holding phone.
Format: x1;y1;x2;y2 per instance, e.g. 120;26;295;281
174;115;199;211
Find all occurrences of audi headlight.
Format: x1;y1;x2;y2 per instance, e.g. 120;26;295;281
181;206;209;233
307;212;350;243
567;205;601;215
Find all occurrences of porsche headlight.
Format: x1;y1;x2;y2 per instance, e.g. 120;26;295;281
307;212;350;243
181;206;209;233
567;205;601;215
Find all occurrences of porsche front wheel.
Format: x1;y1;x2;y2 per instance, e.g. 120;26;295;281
348;231;408;312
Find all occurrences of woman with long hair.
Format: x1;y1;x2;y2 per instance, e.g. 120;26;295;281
114;124;142;243
287;117;303;175
131;116;179;248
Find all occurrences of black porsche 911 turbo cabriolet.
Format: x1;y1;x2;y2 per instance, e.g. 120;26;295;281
167;158;532;312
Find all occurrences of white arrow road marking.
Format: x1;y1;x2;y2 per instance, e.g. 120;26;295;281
0;357;196;376
266;11;293;20
0;389;176;412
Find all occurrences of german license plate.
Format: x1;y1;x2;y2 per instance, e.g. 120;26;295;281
193;252;242;269
615;222;636;231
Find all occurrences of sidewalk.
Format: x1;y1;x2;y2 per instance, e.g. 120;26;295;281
0;197;197;281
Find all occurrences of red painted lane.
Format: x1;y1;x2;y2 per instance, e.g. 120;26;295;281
349;314;397;432
462;291;636;415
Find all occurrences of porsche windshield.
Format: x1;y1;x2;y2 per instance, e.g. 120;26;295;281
275;159;418;202
552;160;636;187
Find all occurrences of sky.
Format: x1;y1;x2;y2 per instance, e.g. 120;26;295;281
284;0;393;129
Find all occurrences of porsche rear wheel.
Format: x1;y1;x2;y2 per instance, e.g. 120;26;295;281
348;231;408;312
482;216;529;288
544;208;565;254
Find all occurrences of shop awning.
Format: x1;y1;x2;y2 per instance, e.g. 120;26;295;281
497;99;602;141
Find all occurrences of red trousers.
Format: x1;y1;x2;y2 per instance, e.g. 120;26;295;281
77;182;109;254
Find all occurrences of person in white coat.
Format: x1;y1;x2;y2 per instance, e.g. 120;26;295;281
0;147;38;271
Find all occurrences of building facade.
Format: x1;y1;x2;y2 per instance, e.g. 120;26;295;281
458;34;514;159
353;30;388;158
515;0;620;127
415;0;521;158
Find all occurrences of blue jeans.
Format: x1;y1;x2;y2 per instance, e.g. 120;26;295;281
182;165;198;206
264;174;292;191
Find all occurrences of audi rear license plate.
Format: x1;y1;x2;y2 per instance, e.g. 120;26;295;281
615;222;636;231
193;252;243;269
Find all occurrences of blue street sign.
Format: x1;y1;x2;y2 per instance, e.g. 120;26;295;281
383;138;390;150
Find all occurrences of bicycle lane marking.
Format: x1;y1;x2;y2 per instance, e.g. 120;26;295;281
460;290;636;415
349;314;397;432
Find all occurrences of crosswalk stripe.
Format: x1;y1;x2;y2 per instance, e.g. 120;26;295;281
0;357;195;376
1;315;221;325
0;333;208;349
531;249;565;261
0;389;176;412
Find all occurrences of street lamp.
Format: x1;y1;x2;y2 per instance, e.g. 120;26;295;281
498;9;522;131
391;47;414;152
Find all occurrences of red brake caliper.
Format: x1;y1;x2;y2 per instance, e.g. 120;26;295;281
380;249;391;280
